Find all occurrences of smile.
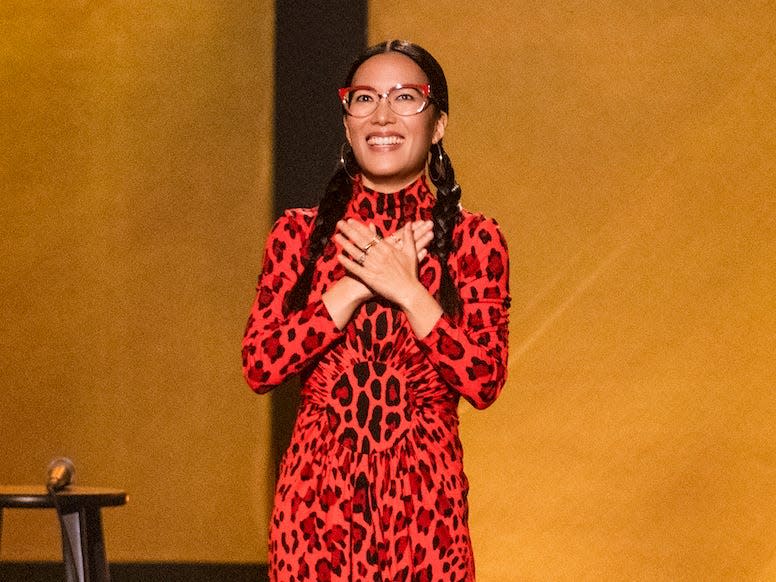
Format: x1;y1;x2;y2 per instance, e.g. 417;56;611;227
367;135;404;146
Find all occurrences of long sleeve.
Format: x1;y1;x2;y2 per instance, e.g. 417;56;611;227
417;214;510;409
241;209;344;393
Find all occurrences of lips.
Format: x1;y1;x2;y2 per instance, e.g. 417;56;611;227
367;135;404;146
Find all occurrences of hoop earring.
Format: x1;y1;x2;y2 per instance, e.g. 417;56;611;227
428;142;446;183
339;142;358;181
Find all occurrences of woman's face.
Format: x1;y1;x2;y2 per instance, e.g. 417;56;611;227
344;52;447;192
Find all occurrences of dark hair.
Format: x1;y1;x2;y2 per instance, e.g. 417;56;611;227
285;40;463;319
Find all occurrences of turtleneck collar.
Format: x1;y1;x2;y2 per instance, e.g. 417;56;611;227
349;174;435;225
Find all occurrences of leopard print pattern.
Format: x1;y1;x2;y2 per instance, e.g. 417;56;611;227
242;176;510;581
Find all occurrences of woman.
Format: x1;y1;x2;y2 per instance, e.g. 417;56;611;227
242;40;510;581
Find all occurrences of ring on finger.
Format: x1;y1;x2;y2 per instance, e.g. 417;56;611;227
362;235;382;253
356;252;367;266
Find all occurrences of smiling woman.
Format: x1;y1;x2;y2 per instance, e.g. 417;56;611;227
342;53;447;194
242;40;510;581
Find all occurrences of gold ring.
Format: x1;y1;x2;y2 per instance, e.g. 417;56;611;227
362;236;382;253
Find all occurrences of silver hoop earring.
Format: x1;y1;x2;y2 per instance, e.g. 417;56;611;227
339;142;358;181
429;142;446;183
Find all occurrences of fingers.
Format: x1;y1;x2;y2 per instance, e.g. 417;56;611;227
333;233;367;265
384;223;411;259
338;219;432;246
411;220;434;239
335;220;387;273
385;221;432;262
414;229;433;252
337;219;380;249
336;249;366;272
410;220;433;261
336;219;434;267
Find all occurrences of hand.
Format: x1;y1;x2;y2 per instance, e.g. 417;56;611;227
334;219;432;308
336;218;433;266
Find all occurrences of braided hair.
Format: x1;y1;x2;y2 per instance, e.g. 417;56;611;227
284;158;356;313
286;40;463;319
427;139;463;318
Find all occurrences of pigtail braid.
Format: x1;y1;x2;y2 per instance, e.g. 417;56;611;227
428;141;463;320
284;154;357;313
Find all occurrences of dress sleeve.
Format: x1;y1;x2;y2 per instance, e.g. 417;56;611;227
417;214;511;409
241;210;344;393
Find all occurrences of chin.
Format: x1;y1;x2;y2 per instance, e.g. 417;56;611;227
363;166;423;187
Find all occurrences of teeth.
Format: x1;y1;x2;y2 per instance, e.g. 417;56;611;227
368;135;403;146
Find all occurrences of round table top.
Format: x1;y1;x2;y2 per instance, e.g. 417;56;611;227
0;486;127;510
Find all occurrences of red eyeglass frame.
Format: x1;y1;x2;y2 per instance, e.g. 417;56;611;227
338;83;432;111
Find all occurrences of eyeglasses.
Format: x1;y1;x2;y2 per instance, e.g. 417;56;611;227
338;84;432;117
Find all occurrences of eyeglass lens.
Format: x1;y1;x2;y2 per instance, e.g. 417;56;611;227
343;86;429;117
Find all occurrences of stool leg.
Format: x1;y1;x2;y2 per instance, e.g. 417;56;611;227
81;506;110;582
60;507;111;582
60;510;84;582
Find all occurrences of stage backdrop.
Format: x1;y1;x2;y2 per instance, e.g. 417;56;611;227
1;2;274;563
2;1;775;579
370;1;776;580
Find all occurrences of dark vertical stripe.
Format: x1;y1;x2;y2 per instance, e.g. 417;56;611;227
274;1;368;216
271;1;367;473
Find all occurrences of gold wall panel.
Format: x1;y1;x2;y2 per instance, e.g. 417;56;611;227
1;2;274;562
371;2;775;579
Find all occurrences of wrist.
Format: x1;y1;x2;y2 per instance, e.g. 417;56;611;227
401;281;440;316
322;276;373;330
342;275;373;303
400;282;443;339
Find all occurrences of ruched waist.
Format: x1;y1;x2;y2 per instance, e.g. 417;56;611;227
301;359;460;456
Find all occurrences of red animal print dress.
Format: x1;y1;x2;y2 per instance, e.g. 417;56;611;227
242;176;510;581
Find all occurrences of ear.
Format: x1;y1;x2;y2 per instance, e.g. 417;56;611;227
431;112;448;145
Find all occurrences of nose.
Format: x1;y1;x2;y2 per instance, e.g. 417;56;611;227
372;95;394;123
